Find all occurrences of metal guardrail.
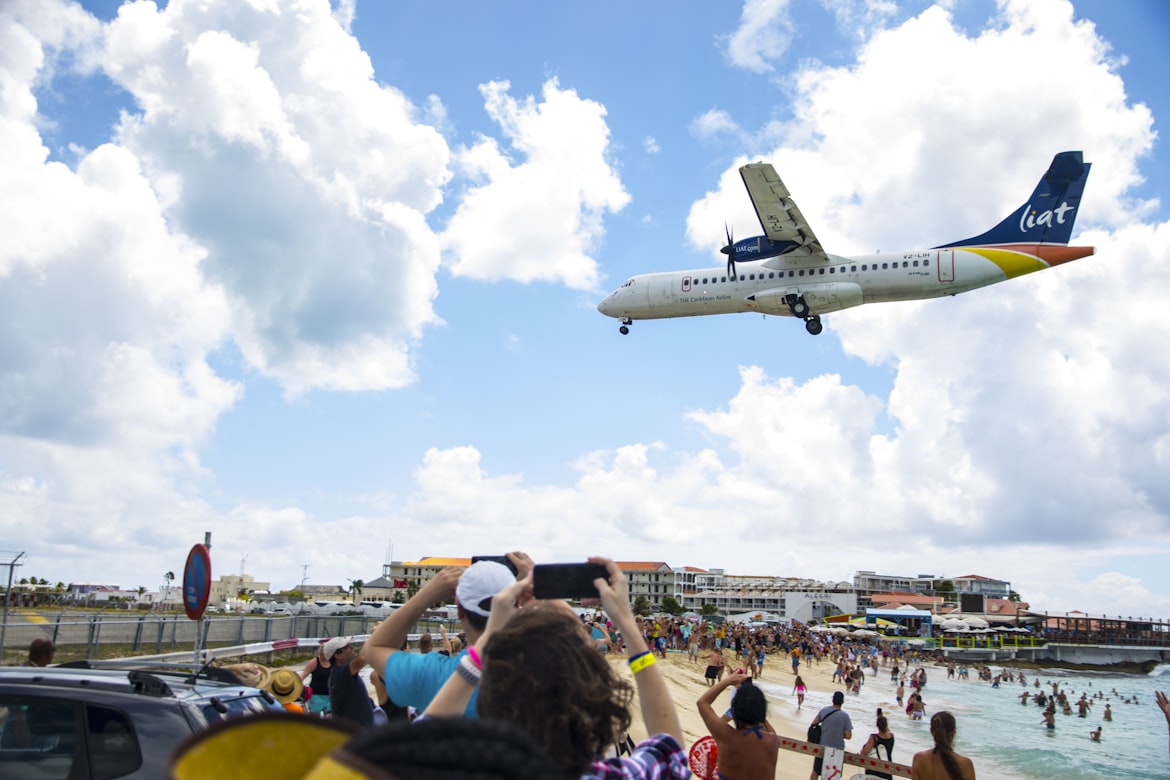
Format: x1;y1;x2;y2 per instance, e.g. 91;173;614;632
0;611;455;664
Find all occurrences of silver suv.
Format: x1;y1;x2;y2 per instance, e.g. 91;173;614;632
0;663;283;779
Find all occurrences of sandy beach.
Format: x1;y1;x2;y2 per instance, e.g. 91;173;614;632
616;650;869;780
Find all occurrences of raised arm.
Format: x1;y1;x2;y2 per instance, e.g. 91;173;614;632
423;573;532;718
361;566;463;674
1157;690;1170;756
697;673;744;737
593;556;683;745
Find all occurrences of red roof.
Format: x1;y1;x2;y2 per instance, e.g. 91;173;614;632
617;562;672;572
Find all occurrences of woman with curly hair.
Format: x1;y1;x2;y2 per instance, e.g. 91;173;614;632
911;711;976;780
424;557;687;779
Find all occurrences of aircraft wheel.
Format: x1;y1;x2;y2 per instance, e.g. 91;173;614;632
805;316;823;336
619;325;630;335
790;299;810;318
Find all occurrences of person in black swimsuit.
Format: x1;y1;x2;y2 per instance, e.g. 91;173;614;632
859;715;895;780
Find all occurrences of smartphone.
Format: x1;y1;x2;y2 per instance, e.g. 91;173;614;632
470;555;519;576
533;563;609;600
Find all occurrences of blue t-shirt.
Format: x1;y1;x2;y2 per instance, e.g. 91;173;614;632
384;649;478;717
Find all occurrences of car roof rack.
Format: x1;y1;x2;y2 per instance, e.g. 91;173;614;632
56;659;243;686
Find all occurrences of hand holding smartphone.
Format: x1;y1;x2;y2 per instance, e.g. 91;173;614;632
532;563;610;600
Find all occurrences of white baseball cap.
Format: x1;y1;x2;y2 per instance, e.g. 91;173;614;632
322;636;352;658
455;561;516;618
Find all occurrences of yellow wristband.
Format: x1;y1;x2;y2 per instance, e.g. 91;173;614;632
629;652;657;675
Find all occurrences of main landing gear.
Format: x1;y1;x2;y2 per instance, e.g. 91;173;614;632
619;318;632;335
785;294;823;336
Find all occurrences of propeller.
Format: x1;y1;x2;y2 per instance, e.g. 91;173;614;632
720;223;738;280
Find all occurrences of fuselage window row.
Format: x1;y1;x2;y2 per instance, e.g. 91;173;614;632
693;257;932;288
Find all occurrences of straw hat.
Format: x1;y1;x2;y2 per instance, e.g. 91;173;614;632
222;663;271;690
267;668;305;704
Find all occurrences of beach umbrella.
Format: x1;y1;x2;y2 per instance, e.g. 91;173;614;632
852;629;878;637
941;618;968;631
829;627;849;636
963;616;989;629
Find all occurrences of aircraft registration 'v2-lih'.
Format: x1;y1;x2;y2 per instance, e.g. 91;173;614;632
598;151;1094;336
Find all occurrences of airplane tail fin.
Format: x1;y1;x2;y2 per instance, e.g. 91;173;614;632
936;151;1090;248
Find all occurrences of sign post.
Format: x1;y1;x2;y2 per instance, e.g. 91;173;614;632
183;541;212;661
819;746;845;780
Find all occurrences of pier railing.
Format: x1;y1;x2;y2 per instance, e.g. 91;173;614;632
777;736;912;778
938;635;1047;650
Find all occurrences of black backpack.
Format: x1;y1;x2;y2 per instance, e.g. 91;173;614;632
806;708;840;744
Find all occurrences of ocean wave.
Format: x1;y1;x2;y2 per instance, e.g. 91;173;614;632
1147;662;1170;677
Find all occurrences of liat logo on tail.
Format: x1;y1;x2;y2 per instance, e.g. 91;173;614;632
1019;202;1076;233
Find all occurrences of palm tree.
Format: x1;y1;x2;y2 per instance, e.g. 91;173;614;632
349;579;364;604
160;571;175;612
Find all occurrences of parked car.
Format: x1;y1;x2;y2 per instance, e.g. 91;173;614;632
0;663;283;779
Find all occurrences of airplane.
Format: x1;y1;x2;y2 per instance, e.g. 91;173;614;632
597;151;1093;336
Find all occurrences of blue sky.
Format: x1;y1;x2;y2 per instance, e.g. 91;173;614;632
2;0;1168;619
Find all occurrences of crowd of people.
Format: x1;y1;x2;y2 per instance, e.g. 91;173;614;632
167;554;995;779
18;564;1170;778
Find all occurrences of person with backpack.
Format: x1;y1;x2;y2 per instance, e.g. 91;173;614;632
808;690;853;780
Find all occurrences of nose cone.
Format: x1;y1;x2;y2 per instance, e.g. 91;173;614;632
597;295;614;317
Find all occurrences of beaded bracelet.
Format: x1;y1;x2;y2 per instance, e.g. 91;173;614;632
455;654;482;687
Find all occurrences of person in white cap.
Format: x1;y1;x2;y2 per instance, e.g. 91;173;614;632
361;553;528;717
323;636;374;727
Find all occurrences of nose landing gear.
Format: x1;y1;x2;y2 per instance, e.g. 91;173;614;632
619;318;632;335
804;315;823;335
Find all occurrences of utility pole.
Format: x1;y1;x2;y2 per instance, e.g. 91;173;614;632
300;565;310;592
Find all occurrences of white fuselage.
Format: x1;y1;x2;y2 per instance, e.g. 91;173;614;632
597;245;1087;321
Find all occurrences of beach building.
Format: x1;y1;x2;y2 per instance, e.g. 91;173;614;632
619;561;675;604
854;570;1013;610
299;584;348;598
374;558;688;608
679;580;857;623
353;558;1025;622
360;563;410;602
208;573;270;607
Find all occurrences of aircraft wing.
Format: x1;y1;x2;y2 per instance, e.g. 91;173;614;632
739;163;828;262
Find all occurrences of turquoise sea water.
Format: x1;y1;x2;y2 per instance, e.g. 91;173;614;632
760;662;1170;779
